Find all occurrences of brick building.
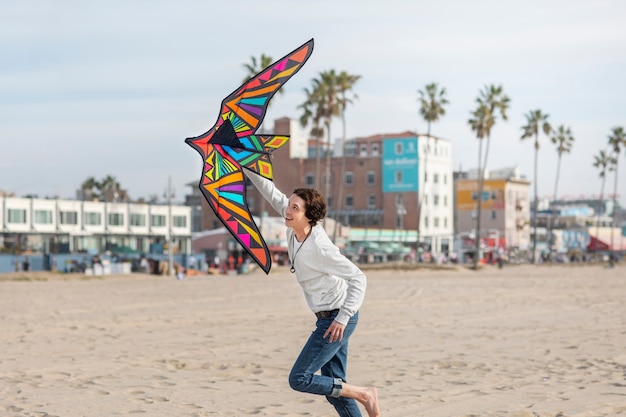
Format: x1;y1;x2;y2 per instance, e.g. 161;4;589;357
202;118;455;256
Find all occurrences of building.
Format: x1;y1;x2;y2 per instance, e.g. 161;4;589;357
1;195;192;255
184;181;205;233
538;197;626;253
454;166;531;260
214;118;455;256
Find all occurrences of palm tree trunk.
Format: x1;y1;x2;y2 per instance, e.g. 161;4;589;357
323;124;333;228
474;138;484;268
332;111;347;243
315;133;322;187
550;154;563;252
553;155;562;202
531;137;539;263
483;136;492;177
595;176;606;253
611;160;619;254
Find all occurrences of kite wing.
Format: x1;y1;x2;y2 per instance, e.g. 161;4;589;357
185;39;314;274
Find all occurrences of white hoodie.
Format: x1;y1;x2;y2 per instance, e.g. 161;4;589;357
246;172;366;325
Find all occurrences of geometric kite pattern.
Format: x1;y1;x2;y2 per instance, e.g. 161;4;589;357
185;39;315;274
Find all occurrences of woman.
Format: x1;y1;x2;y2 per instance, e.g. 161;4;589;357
246;171;380;417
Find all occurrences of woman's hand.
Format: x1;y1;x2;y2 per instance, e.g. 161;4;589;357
324;320;345;343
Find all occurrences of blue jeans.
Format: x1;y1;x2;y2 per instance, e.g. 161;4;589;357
289;311;361;417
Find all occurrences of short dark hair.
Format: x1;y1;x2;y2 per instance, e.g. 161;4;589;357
292;188;326;226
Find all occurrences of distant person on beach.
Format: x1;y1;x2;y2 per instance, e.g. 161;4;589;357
246;171;380;417
22;257;30;271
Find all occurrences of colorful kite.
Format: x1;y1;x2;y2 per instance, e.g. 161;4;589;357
185;39;314;274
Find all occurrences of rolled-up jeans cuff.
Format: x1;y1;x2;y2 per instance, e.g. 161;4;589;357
330;377;343;398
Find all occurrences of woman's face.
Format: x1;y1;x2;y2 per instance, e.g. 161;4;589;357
286;194;310;230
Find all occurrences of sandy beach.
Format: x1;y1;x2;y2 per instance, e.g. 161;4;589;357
1;264;625;417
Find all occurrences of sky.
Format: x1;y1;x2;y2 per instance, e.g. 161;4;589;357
1;0;625;205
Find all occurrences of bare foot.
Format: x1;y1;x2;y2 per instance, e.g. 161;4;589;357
363;386;379;417
340;382;380;416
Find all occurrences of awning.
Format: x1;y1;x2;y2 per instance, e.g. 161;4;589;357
587;236;609;252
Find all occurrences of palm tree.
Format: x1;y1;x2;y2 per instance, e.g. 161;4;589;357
416;83;449;246
299;82;326;187
318;70;342;209
300;71;342;208
607;126;626;255
81;176;101;200
100;175;125;202
418;83;449;136
81;175;126;202
332;71;361;242
550;125;575;202
467;85;510;268
592;149;615;252
549;125;575;242
468;103;492;268
478;85;510;181
521;109;552;263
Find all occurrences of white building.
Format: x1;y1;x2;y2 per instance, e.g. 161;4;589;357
417;135;455;255
1;196;192;254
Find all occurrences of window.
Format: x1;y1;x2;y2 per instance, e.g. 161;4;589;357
130;213;145;226
345;172;354;186
108;213;124;226
360;144;368;157
366;171;376;185
84;212;102;225
173;215;187;227
305;174;315;186
367;194;376;208
59;211;78;225
444;196;448;207
424;216;429;227
151;214;166;227
34;210;53;224
443;174;447;185
371;144;380;156
345;195;354;208
434;217;440;228
396;194;404;205
395;171;403;183
423;194;428;205
434;195;439;206
345;143;356;157
434;173;439;184
424;172;428;183
444;217;448;228
8;209;26;224
395;142;403;154
491;210;497;220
